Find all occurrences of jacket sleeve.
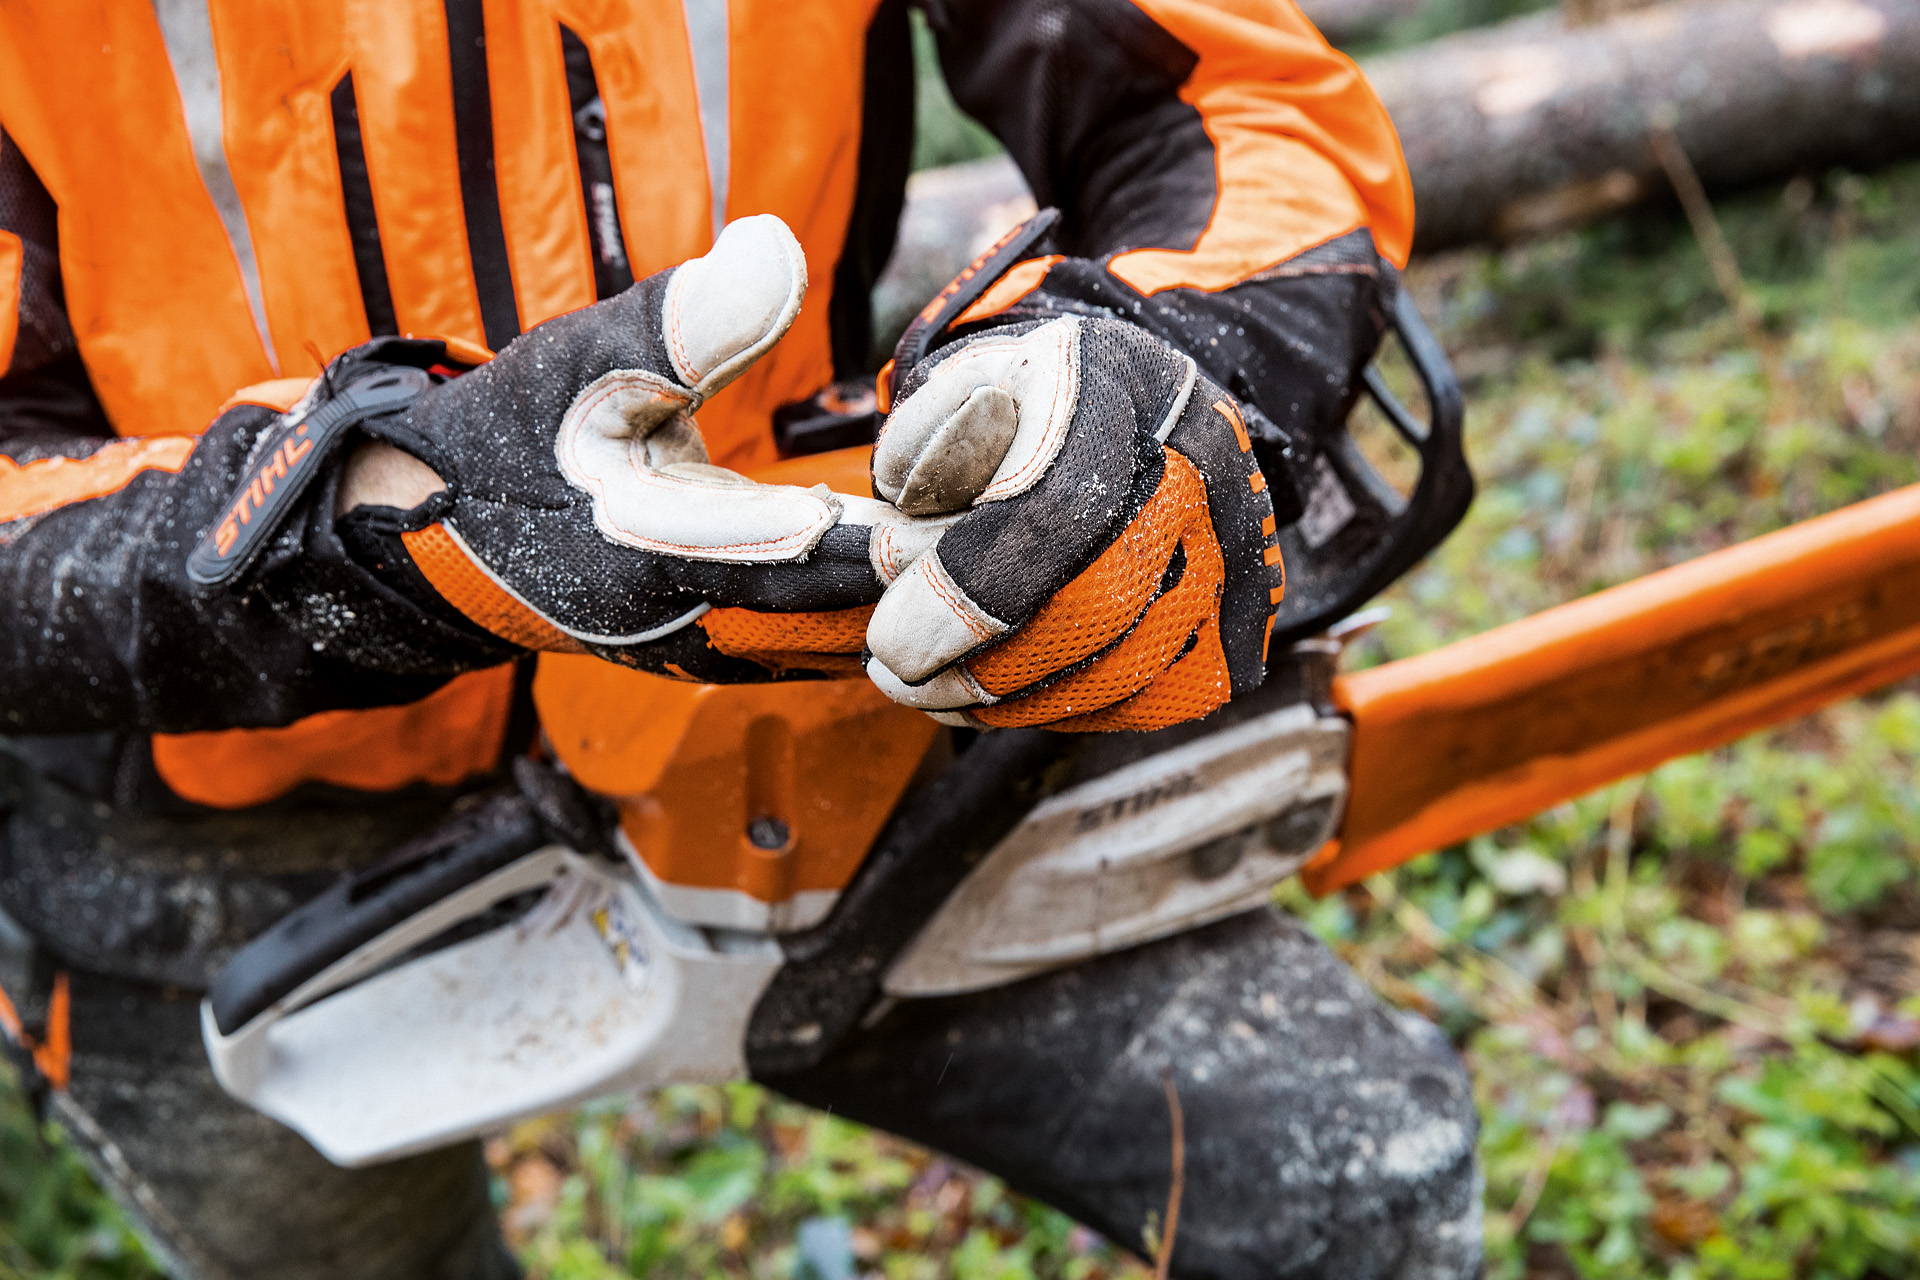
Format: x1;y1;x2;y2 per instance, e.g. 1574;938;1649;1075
0;130;511;736
919;0;1413;448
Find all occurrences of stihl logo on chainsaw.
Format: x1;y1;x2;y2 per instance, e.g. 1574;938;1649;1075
1071;772;1200;833
212;428;316;557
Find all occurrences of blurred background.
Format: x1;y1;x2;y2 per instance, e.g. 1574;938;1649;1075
7;2;1920;1276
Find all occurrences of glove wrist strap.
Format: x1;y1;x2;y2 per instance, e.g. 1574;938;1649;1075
188;365;430;587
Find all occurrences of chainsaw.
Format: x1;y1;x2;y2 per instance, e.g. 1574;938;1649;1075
202;286;1920;1168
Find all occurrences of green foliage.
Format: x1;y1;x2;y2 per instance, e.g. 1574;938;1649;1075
909;11;1002;172
0;1066;158;1280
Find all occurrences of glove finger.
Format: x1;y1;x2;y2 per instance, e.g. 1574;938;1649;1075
968;513;1226;728
558;409;843;564
545;215;826;566
661;214;808;396
872;336;1023;516
1041;613;1234;732
966;448;1207;698
874;319;1096;516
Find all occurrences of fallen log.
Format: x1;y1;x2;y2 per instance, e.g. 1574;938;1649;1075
1374;0;1920;250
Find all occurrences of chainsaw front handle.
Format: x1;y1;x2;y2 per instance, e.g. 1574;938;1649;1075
1267;286;1475;648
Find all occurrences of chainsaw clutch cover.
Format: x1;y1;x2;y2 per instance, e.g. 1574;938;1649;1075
883;700;1349;997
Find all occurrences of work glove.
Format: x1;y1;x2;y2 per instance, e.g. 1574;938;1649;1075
193;216;893;682
858;313;1285;731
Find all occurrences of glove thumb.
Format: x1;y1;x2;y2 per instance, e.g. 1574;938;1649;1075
662;214;808;397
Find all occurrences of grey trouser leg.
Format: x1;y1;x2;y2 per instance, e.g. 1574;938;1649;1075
761;906;1484;1280
47;969;520;1280
0;924;521;1280
0;745;522;1280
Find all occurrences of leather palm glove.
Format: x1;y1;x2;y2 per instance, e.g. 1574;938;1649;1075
194;216;892;683
851;286;1285;731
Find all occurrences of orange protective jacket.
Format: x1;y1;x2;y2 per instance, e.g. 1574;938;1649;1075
0;0;1410;811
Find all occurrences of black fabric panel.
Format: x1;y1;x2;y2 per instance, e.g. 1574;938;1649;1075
330;74;400;338
830;0;916;377
0;351;109;447
559;25;634;301
920;0;1213;259
0;129;75;377
443;0;521;351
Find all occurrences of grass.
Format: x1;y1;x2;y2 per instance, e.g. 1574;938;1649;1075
6;143;1920;1280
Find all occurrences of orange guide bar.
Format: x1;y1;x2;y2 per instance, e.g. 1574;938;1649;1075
1308;482;1920;895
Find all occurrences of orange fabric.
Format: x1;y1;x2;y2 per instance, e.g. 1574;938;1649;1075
0;228;19;375
695;0;881;470
0;5;281;437
350;0;493;346
974;502;1227;727
480;0;597;331
0;437;197;524
1106;0;1413;295
151;666;518;809
402;522;588;652
39;972;69;1092
701;604;874;676
953;254;1064;327
205;5;372;366
1050;614;1232;731
969;448;1210;696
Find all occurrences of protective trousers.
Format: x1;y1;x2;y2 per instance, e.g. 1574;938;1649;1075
767;907;1484;1280
0;743;520;1280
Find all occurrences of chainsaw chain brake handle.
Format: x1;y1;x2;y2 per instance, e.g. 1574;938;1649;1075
1261;286;1473;651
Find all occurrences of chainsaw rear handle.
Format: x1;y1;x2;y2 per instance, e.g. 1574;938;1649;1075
207;793;548;1037
1266;285;1473;649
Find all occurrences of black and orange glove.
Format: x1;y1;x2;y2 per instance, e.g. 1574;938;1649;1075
860;311;1284;731
190;216;901;683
